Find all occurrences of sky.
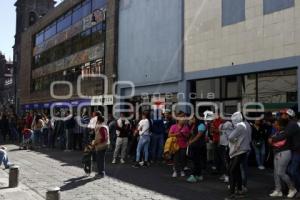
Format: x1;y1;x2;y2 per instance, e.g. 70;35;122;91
0;0;64;61
0;0;16;61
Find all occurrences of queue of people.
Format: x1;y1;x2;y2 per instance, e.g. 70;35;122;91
0;107;299;199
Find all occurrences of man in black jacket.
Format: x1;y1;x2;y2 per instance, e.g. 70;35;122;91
64;111;75;151
281;109;300;194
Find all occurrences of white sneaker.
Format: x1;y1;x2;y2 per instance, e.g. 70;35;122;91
258;166;265;170
120;159;125;164
112;159;116;164
224;176;229;183
172;172;177;178
183;166;190;171
269;190;283;197
287;189;297;198
181;171;185;177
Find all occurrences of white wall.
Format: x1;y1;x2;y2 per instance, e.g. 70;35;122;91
185;0;300;72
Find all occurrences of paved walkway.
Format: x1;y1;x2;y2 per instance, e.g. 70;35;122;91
1;145;177;200
1;144;296;200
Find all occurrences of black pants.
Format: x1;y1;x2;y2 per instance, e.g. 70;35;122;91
219;145;230;175
174;148;187;173
229;153;246;194
96;149;106;176
73;134;83;150
191;146;203;176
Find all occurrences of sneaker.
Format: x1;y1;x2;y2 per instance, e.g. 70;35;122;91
196;176;204;181
132;163;141;168
269;190;283;197
120;159;125;164
184;166;190;171
187;175;198;183
93;174;104;180
139;161;144;166
219;174;226;180
224;194;235;200
112;159;116;164
172;171;177;178
212;166;217;171
258;166;265;170
224;176;229;183
242;186;248;193
181;171;185;177
287;189;297;198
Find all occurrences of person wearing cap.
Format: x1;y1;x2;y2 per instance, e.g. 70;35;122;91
225;112;251;200
281;108;300;196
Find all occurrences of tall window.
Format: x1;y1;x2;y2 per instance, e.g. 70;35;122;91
222;0;245;26
263;0;295;15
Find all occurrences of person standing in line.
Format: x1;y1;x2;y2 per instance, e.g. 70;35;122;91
31;114;44;148
225;112;251;200
281;109;300;197
0;113;9;144
252;119;268;170
240;117;252;193
73;113;83;151
132;111;152;168
112;112;130;164
211;111;223;173
269;118;298;198
218;120;234;184
150;109;165;163
186;115;206;183
92;112;109;179
64;111;75;152
168;112;190;178
81;109;90;148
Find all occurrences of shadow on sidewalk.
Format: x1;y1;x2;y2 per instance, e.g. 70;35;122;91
61;176;93;192
8;146;275;200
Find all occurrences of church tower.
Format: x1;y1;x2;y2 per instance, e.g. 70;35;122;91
13;0;55;112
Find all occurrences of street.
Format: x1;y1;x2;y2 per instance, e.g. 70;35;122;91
0;145;279;200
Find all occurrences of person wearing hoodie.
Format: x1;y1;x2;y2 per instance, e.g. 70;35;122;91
218;120;234;183
225;112;251;200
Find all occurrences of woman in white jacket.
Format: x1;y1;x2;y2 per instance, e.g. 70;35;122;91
225;112;251;200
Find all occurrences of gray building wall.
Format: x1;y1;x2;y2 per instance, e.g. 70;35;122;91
118;0;183;88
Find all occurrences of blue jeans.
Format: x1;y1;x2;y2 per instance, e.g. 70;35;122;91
0;149;9;168
33;130;42;146
136;135;150;162
288;152;300;190
253;142;266;167
150;134;164;161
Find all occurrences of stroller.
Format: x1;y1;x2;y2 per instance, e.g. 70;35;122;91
19;128;34;150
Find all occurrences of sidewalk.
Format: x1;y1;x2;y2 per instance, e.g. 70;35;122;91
0;169;44;200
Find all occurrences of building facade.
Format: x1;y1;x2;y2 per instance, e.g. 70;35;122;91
0;53;14;110
184;0;300;113
18;0;119;113
117;0;184;112
14;0;55;112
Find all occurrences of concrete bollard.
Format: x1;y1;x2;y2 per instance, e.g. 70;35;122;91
46;187;60;200
9;165;19;188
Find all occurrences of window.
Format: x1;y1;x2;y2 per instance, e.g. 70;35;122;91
44;22;56;40
263;0;294;15
72;4;83;24
222;0;245;26
82;0;92;17
57;11;72;32
81;29;92;49
35;31;44;45
92;0;107;10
